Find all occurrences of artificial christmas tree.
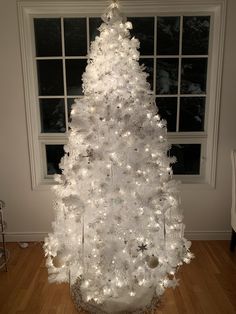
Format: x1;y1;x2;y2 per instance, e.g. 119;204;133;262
44;1;193;313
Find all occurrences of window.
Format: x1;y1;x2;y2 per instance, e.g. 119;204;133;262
18;1;226;189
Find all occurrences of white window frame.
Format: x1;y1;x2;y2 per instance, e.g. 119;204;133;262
18;0;227;190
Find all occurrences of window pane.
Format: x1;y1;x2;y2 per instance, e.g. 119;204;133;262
156;58;179;94
181;58;208;94
89;17;102;43
139;58;154;89
157;17;180;55
169;144;201;175
156;97;177;132
66;59;87;95
45;145;64;175
34;18;62;57
37;60;64;96
179;97;205;132
129;17;154;55
182;16;210;55
64;18;87;56
40;99;66;133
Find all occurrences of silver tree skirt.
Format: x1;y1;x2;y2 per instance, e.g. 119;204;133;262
71;279;160;314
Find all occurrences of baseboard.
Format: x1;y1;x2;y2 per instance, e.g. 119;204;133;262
185;230;231;240
3;230;231;242
4;232;47;242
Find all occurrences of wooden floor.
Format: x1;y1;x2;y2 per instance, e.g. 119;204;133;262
0;241;236;314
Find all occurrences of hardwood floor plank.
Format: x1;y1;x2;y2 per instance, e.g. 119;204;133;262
0;241;236;313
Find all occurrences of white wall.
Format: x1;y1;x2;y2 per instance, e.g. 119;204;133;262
0;0;235;241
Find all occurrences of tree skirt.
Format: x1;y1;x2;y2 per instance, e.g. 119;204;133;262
71;280;159;314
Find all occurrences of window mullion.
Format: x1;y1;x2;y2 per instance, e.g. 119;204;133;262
176;15;183;132
61;17;69;133
153;16;157;95
86;17;90;55
38;95;65;99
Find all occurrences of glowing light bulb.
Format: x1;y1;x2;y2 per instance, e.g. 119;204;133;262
187;252;194;259
117;281;123;287
84;280;89;287
139;279;146;286
184;257;191;264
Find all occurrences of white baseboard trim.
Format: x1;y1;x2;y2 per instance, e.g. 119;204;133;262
185;230;231;240
4;232;47;242
3;230;232;242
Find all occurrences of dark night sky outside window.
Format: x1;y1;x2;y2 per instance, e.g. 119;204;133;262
34;15;210;177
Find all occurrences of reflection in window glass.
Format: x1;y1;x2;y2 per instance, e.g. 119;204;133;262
67;98;76;123
139;58;154;89
66;59;87;95
169;144;201;175
34;18;62;57
40;99;66;133
157;58;179;94
64;18;87;56
157;17;180;55
156;97;177;132
182;16;210;55
129;17;154;55
181;58;208;94
37;60;64;96
45;145;64;175
179;97;205;131
89;17;102;43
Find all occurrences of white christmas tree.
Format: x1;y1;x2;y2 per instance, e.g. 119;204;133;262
44;2;193;313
